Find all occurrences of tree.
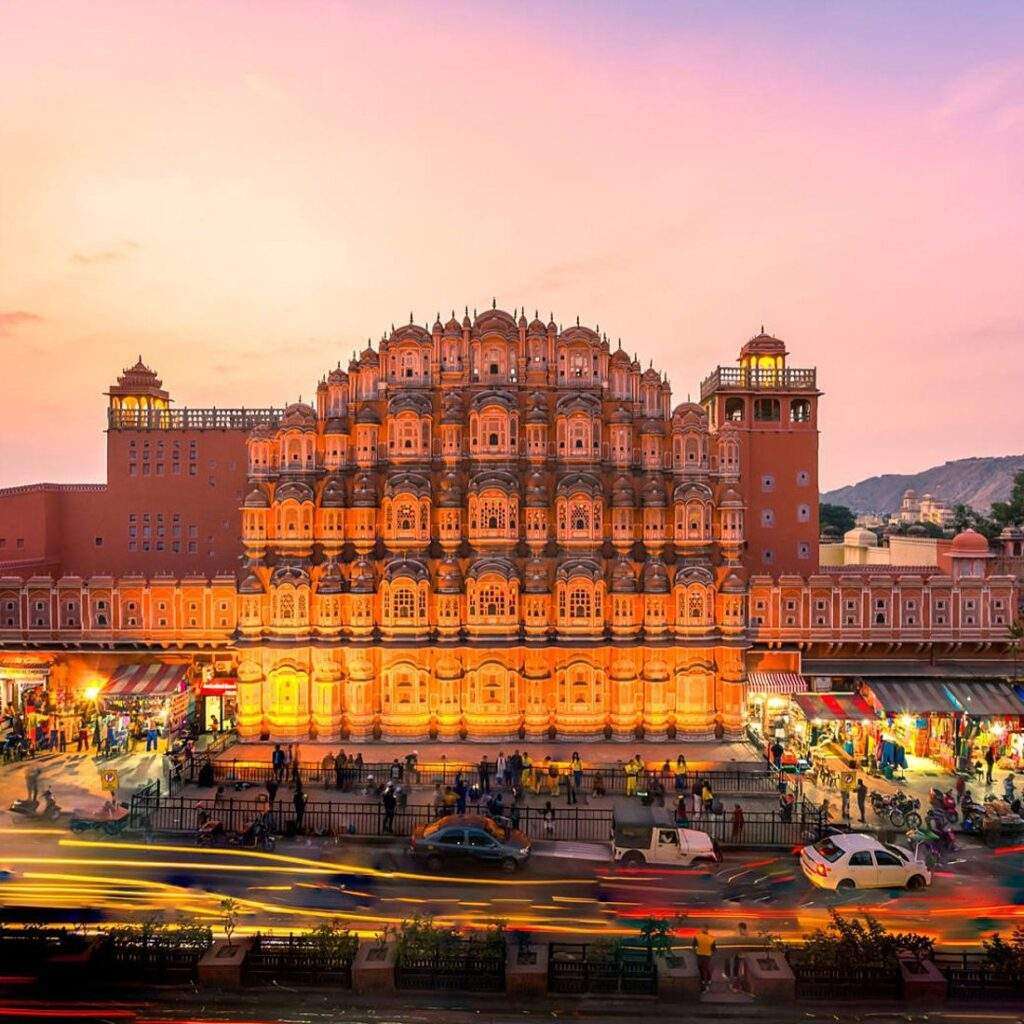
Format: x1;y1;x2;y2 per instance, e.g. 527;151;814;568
952;503;1000;541
990;470;1024;529
220;897;239;952
820;503;855;536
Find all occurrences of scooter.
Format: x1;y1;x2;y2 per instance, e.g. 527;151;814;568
929;787;959;825
10;790;62;822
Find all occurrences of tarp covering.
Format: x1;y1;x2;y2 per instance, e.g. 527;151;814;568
103;663;189;698
867;678;1024;717
792;692;875;721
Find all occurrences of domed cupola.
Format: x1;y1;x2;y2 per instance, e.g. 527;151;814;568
384;556;430;583
641;475;667;508
244;487;270;508
350;472;378;507
271;563;311;587
349;556;377;593
436;553;464;593
524;555;552;593
612;476;636;508
642;557;671;594
355;404;381;425
281;402;317;429
610;556;639;593
275;480;315;503
320;476;346;508
525;470;549;507
437;470;464;508
317;558;345;594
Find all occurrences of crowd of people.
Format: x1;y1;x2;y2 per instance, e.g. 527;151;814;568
1;696;165;762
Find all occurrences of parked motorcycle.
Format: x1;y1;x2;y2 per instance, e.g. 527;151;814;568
870;790;922;829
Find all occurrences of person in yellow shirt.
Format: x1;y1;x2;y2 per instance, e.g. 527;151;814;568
520;752;533;793
694;925;716;990
624;759;638;797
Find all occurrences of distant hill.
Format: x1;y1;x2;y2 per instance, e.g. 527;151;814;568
822;455;1024;514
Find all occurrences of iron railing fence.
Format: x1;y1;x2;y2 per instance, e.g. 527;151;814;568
933;952;1024;1001
395;942;505;992
791;962;900;1001
246;933;355;987
548;943;657;995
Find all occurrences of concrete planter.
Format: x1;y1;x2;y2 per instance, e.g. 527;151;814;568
45;935;109;984
352;940;397;994
198;938;252;988
899;956;947;1005
740;950;795;1002
658;950;700;1000
505;939;548;997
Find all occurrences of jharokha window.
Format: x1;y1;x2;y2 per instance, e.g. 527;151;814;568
393;588;415;619
568;587;591;619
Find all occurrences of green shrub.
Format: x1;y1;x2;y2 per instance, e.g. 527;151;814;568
796;911;932;968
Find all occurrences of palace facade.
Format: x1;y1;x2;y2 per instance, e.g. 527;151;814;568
0;306;1018;741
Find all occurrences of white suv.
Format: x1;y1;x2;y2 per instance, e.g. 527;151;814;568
800;832;931;892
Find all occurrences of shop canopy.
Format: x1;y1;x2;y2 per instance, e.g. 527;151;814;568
792;693;875;721
103;663;189;699
747;672;809;695
867;678;1024;717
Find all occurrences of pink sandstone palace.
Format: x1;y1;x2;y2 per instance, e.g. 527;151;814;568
0;306;1019;741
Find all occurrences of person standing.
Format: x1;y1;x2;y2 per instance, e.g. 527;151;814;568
477;755;490;794
496;750;507;790
381;784;397;834
334;750;345;791
855;777;868;823
985;744;996;786
695;926;716;990
293;780;307;833
265;776;279;809
566;768;578;805
542;800;555;838
730;803;745;841
25;765;41;802
770;739;784;770
454;775;467;815
272;744;286;783
625;758;638;797
571;752;583;797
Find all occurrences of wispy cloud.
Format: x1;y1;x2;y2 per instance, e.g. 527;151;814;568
933;60;1024;134
0;310;44;336
71;239;140;265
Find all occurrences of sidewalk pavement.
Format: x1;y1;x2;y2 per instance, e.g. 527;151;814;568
0;746;167;820
214;739;763;771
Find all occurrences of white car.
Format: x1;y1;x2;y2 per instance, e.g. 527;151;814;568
800;832;931;891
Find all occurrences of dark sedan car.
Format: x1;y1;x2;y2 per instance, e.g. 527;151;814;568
410;814;531;873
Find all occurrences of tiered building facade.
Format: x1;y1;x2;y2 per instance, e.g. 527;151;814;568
0;306;1018;741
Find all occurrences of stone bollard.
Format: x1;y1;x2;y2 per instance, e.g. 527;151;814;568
898;955;947;1005
198;938;252;988
352;939;397;994
505;938;548;997
657;950;700;1001
739;950;795;1002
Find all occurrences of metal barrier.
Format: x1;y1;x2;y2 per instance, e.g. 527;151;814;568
791;963;900;1001
246;934;354;987
548;943;657;995
933;952;1024;1001
395;943;505;992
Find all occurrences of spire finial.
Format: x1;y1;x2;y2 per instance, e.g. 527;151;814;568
761;323;764;334
409;311;413;324
492;296;496;309
576;315;580;326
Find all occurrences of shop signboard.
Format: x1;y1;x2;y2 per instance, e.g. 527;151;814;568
100;768;119;793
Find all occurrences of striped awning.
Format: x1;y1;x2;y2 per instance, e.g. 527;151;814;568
103;663;189;698
867;678;1024;717
747;672;809;695
792;692;875;721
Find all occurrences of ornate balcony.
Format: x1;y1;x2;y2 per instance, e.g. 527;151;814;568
108;407;284;431
699;366;816;401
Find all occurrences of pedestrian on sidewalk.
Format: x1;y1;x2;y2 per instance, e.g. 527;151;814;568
730;803;745;840
477;755;490;794
695;926;715;990
145;717;159;753
840;786;850;821
265;776;279;807
546;758;559;796
496;750;507;790
442;785;457;815
675;752;688;793
624;758;638;797
321;750;335;786
675;794;690;827
76;722;88;753
454;774;467;815
25;765;41;802
985;744;996;786
334;750;345;790
520;752;533;793
727;922;749;990
592;770;606;798
770;739;784;770
542;800;555;838
855;778;867;823
432;782;445;819
293;780;307;833
566;769;577;805
571;752;583;796
57;724;67;754
389;758;403;783
272;744;285;783
701;780;714;817
381;784;397;834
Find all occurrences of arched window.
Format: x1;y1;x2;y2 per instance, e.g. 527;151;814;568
396;502;415;532
393;588;415;619
753;398;780;421
687;591;703;620
725;397;744;422
570;502;590;531
279;592;295;620
791;399;811;423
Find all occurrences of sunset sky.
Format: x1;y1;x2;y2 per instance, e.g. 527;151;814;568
2;1;1023;491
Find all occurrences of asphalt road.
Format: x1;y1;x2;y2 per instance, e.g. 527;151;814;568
0;819;1022;949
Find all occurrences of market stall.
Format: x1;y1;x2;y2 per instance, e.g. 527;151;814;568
789;692;877;772
100;663;192;743
746;672;811;769
198;676;236;734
